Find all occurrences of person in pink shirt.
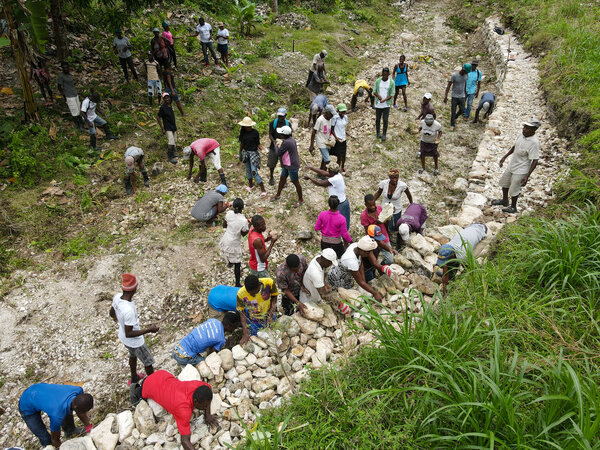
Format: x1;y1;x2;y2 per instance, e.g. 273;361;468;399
161;22;178;69
315;196;352;258
183;138;227;186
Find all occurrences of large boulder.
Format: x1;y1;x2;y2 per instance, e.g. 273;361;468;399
319;303;338;328
205;352;223;377
59;437;96;450
408;273;439;296
178;364;201;381
134;400;157;435
463;192;487;209
302;301;325;322
409;233;434;257
147;399;167;418
450;206;483;228
117;410;135;441
292;313;318;335
403;248;433;277
219;349;234;371
337;288;363;307
277;314;301;337
196;361;214;380
90;416;119;450
437;225;463;241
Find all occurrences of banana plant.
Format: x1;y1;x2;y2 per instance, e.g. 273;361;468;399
232;0;258;36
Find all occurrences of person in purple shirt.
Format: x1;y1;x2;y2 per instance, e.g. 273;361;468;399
172;314;241;366
271;125;303;206
19;383;94;447
315;195;353;258
396;203;428;249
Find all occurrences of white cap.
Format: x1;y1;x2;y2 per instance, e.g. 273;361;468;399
523;118;542;128
320;248;338;266
357;235;378;251
398;223;410;241
481;102;490;112
321;49;328;56
182;146;192;160
125;156;135;169
423;92;432;99
276;125;292;135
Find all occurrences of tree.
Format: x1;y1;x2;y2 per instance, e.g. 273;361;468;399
272;0;277;16
49;0;68;60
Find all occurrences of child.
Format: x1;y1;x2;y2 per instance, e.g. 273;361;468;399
219;198;250;287
124;146;149;195
110;274;159;385
31;57;54;105
144;52;162;106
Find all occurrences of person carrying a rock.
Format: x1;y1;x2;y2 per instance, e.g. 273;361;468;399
123;146;149;195
350;79;374;112
172;313;241;366
267;107;290;185
305;162;351;229
238;116;267;197
327;235;391;301
81;91;118;150
491;119;541;214
444;63;470;130
57;62;85;131
110;273;159;386
436;223;487;296
191;184;229;226
113;28;138;82
314;195;353;258
299;248;350;314
271;125;304;206
416;92;436;121
275;254;309;316
248;214;277;278
184;138;227;185
373;168;413;239
418;114;443;175
19;383;94;447
157;92;178;164
236;275;279;344
472;92;496;123
130;370;218;449
373;67;395;142
220;198;250;286
397;203;428;249
306;49;327;87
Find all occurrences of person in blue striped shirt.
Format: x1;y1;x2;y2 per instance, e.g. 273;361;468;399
171;313;240;366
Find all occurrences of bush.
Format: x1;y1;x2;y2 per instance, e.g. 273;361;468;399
5;125;52;185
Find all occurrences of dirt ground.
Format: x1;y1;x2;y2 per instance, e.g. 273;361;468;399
0;0;501;446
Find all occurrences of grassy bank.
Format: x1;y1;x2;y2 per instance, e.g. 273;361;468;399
243;204;600;448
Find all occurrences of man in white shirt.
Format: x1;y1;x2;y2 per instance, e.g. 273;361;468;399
308;104;335;171
306;49;327;87
300;249;351;314
331;103;350;174
193;17;218;66
80;91;118;150
374;67;395;142
216;22;230;67
491;119;541;213
109;274;160;386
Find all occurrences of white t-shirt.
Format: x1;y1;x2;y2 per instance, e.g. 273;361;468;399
509;134;540;174
340;243;361;272
217;28;229;44
331;114;348;141
222;210;249;248
375;79;391;109
328;173;347;203
420;120;442;143
125;146;144;160
196;23;212;43
299;257;325;303
378;179;408;214
111;294;145;348
311;53;324;71
314;115;331;149
113;37;132;59
81;97;97;121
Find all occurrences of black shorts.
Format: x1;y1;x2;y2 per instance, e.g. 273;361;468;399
330;140;347;158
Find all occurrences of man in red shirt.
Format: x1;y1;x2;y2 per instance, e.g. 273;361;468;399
133;370;217;450
183;138;227;186
248;214;277;278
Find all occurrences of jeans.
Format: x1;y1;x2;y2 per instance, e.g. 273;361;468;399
171;347;205;367
375;107;390;135
464;93;476;117
201;42;218;64
338;199;351;230
450;97;466;126
119;56;138;81
244;158;263;184
387;211;403;232
20;410;75;446
87;116;107;135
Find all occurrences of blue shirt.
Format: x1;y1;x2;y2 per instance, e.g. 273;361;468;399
311;94;328;111
208;285;239;312
394;65;408;86
179;319;226;357
466;69;482;95
477;92;496;110
19;384;83;431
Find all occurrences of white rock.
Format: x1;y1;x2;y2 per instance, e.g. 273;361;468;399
450;205;483;228
409;233;434;257
146;433;166;445
232;345;248;360
59;437;95;450
252;334;269;349
463;192;488;208
277;314;300;337
302;302;325;321
219;349;234;371
134;400;157;436
453;177;469;191
316;338;334;358
211;393;222;414
148;399;167;418
256;356;271;368
245;353;257;365
117;410;135;441
437;224;463;240
197;361;214;379
90;416;119;450
178;364;201;381
205;352;223;376
218;431;233;447
293;313;318;334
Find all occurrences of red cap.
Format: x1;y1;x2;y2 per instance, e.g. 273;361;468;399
122;273;138;291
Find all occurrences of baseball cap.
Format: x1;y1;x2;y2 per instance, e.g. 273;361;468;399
423;92;432;99
462;63;472;72
324;105;336;115
320;248;338;266
182;146;192;160
125;156;135;169
321;49;328;56
276;125;292;135
277;107;287;116
216;184;228;194
337;103;347;112
162;92;170;98
367;225;386;241
436;244;456;267
398;223;410;241
523;118;542;128
153;27;160;32
357;235;378;251
481;102;490;112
